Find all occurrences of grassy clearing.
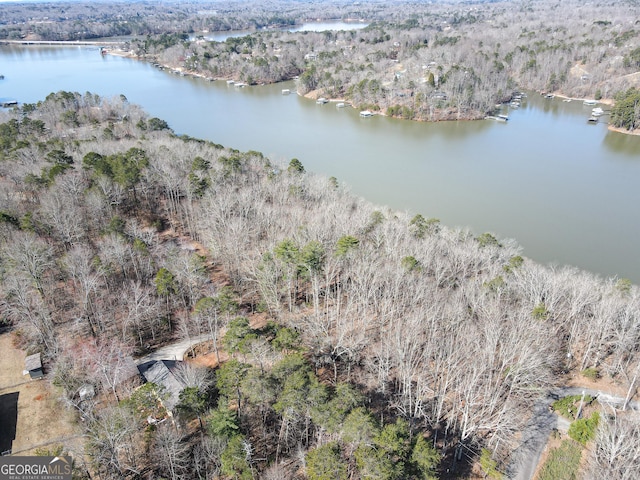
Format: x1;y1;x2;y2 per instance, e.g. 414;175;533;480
569;411;600;445
552;395;594;419
536;439;583;480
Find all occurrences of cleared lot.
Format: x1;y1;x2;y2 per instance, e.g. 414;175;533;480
0;333;79;455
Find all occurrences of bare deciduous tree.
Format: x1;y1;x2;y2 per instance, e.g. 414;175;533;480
587;411;640;480
152;425;191;480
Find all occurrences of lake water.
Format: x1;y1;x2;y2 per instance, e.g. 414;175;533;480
194;21;368;41
1;44;640;283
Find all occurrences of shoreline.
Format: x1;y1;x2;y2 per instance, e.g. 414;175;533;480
301;88;486;121
607;124;640;136
105;48;639;132
551;91;615;106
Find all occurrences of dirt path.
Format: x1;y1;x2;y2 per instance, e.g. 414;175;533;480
135;333;213;364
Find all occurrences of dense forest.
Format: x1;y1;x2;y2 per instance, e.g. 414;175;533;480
0;0;371;40
1;0;640;478
1;91;639;479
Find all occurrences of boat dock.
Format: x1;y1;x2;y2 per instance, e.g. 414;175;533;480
485;114;508;122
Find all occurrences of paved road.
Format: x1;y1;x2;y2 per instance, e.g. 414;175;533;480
135;334;212;365
507;391;559;480
507;386;639;480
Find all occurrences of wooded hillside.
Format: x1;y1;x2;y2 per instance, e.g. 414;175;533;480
1;92;639;478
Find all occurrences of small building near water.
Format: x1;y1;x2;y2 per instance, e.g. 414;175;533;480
24;353;43;379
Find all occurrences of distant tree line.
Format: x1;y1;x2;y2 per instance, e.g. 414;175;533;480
0;0;371;41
